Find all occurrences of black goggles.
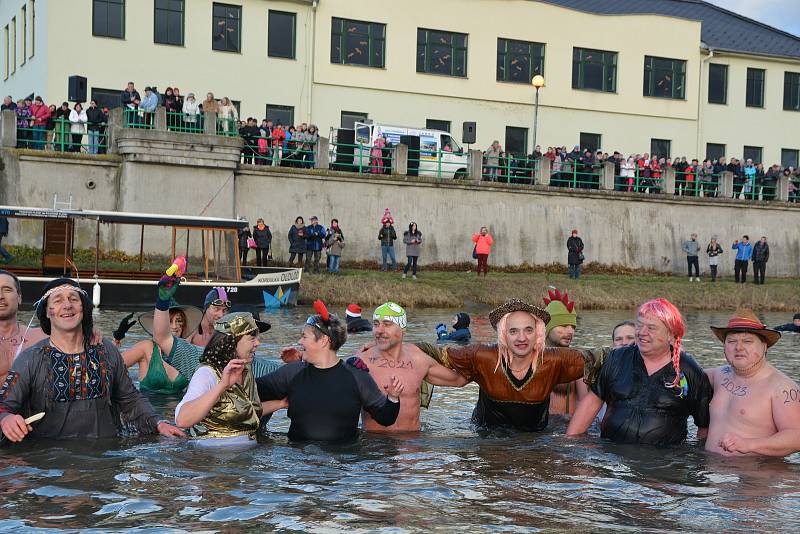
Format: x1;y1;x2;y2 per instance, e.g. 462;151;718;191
209;299;232;309
306;315;330;336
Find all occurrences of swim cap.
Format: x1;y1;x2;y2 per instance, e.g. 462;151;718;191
373;301;407;329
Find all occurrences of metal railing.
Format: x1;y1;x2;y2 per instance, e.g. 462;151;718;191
122;108;155;129
167;111;204;134
329;141;397;174
239;137;317;167
550;161;602;189
482;155;538;184
615;165;665;193
16;119;109;154
408;147;469;180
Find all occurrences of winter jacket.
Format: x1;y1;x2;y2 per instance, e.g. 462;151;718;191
69;109;88;134
681;239;700;257
140;92;158;113
472;233;494;255
86;106;107;131
346;316;373;333
707;243;723;265
288;224;307;254
732;242;753;261
237;227;252;249
29;103;51;127
304;224;326;252
252;225;272;249
325;230;345;256
567;236;584;265
403;231;423;257
120;88;141;108
182;99;200;122
379;225;397;246
485;146;501;166
15;106;32;128
202;99;219;114
752;242;769;263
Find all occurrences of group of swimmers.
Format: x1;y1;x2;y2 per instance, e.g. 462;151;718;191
0;267;799;458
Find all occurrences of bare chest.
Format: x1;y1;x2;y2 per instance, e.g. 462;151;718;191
710;374;774;429
365;354;425;393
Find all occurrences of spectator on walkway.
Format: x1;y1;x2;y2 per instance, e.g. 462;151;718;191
743;159;756;198
1;95;16;111
45;104;57;150
120;81;140;108
85;100;106;155
271;123;286;162
620;156;635;192
53;102;70;151
752;236;769;285
402;222;423;280
0;216;12;264
252;218;272;267
378;219;398;272
238;225;252;266
257;119;273;165
472;227;493;277
219;97;238;134
567;229;584;279
763;164;781;201
706;236;723;282
732;235;753;283
288;216;307;266
302;124;319;168
699;159;716;197
325;219;345;274
68;103;88;152
682;233;701;282
140;87;158;118
202;92;219;115
182;93;200;128
163;87;180;113
239;117;260;164
15;98;32;149
370;136;386;174
484;140;502;181
28;96;50;150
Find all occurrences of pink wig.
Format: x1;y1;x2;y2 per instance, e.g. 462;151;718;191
637;298;685;389
495;312;546;374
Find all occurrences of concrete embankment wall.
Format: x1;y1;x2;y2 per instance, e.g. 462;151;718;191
2;148;798;276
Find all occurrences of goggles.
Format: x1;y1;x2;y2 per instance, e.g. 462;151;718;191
306;315;331;336
209;299;232;309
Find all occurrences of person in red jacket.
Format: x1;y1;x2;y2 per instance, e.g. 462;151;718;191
271;123;286;163
472;227;494;277
29;96;51;150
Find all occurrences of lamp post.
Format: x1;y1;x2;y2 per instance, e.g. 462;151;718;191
531;74;545;157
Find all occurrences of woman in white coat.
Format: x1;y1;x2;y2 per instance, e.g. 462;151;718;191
68;103;88;153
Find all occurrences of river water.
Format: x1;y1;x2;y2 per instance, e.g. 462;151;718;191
2;307;799;532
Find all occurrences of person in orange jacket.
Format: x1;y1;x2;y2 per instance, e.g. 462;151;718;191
472;227;494;277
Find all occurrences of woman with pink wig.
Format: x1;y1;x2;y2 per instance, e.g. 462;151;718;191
567;298;713;446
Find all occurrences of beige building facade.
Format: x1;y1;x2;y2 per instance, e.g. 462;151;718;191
2;0;799;165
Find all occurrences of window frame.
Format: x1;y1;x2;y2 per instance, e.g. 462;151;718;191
29;0;35;58
265;104;295;128
781;149;799;169
341;110;368;129
416;28;468;78
706;143;726;162
743;145;763;165
91;87;122;111
579;132;602;152
746;68;765;108
154;0;184;47
504;126;529;157
92;0;125;39
707;63;727;105
425;119;451;132
330;17;386;68
496;37;545;84
20;5;26;66
212;2;242;53
643;55;687;100
784;71;800;112
3;25;8;80
650;139;671;159
572;47;617;93
10;17;15;74
268;10;296;60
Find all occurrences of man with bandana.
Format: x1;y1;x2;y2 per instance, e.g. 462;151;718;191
355;301;469;432
0;270;46;377
0;278;185;442
705;308;800;456
544;289;589;416
417;298;600;432
186;288;232;347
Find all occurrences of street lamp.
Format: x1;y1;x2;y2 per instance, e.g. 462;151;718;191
531;74;545;157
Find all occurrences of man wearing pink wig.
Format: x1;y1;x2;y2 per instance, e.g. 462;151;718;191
567;298;712;446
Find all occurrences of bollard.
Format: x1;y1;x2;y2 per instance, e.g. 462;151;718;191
314;137;330;170
468;149;483;181
721;171;734;199
663;167;676;195
392;144;408;176
106;108;123;154
154;106;167;131
600;161;615;190
778;175;790;202
204;111;217;135
536;157;550;186
0;109;17;148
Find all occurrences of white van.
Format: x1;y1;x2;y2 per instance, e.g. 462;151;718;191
339;122;469;179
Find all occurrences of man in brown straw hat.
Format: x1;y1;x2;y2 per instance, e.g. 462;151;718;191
705;308;800;456
417;298;600;431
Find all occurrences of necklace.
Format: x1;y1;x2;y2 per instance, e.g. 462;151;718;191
0;323;21;343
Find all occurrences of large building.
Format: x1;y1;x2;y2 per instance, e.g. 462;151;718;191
2;0;799;166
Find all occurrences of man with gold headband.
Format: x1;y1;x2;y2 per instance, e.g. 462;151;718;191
0;278;185;442
417;298;600;431
705;308;800;456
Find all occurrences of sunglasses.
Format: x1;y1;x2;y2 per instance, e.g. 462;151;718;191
209;299;232;309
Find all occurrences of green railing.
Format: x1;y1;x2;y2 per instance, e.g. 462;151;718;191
216;116;239;137
550;161;601;189
408;148;469;180
167;111;204;134
329;141;396;174
695;172;721;198
16;119;108;154
615;165;664;193
240;138;317;167
482;155;539;184
122;108;155;129
739;176;778;201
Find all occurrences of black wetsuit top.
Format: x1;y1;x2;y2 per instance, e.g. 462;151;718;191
591;345;712;446
775;323;800;333
346;316;373;333
472;366;550;431
437;328;471;343
256;359;399;442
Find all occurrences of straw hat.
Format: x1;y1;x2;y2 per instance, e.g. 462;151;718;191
138;304;203;339
710;308;781;348
488;298;550;330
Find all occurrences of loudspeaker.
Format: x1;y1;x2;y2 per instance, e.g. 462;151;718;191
333;128;355;171
68;75;87;103
462;121;476;145
401;135;420;177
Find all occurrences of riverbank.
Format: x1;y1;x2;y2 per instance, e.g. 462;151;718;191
300;269;800;311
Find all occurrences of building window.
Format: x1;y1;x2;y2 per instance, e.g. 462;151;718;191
3;25;8;80
154;0;184;46
416;28;467;78
10;17;15;74
426;119;450;132
30;0;35;58
93;0;125;39
331;17;385;68
505;127;528;157
91;87;122;110
341;110;368;129
268;10;296;59
572;48;616;93
265;104;294;127
212;3;241;53
782;149;799;169
743;146;762;164
20;5;26;65
644;56;686;99
784;72;800;111
497;38;544;84
579;132;601;152
706;143;726;162
708;63;727;104
746;68;765;108
650;139;671;159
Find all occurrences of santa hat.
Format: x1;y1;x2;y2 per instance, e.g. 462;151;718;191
346;303;362;318
381;208;394;225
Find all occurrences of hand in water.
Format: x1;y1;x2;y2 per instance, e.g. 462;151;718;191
384;375;404;402
719;432;751;454
280;347;302;363
221;358;246;388
157;421;186;438
0;414;32;442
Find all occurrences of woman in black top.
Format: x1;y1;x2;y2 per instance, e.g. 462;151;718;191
257;301;403;442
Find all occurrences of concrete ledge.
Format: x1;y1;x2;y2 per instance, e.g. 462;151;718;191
115;128;243;169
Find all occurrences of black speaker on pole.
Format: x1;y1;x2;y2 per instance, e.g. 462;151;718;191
462;121;476;145
333;128;355;171
68;75;88;103
400;135;420;177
